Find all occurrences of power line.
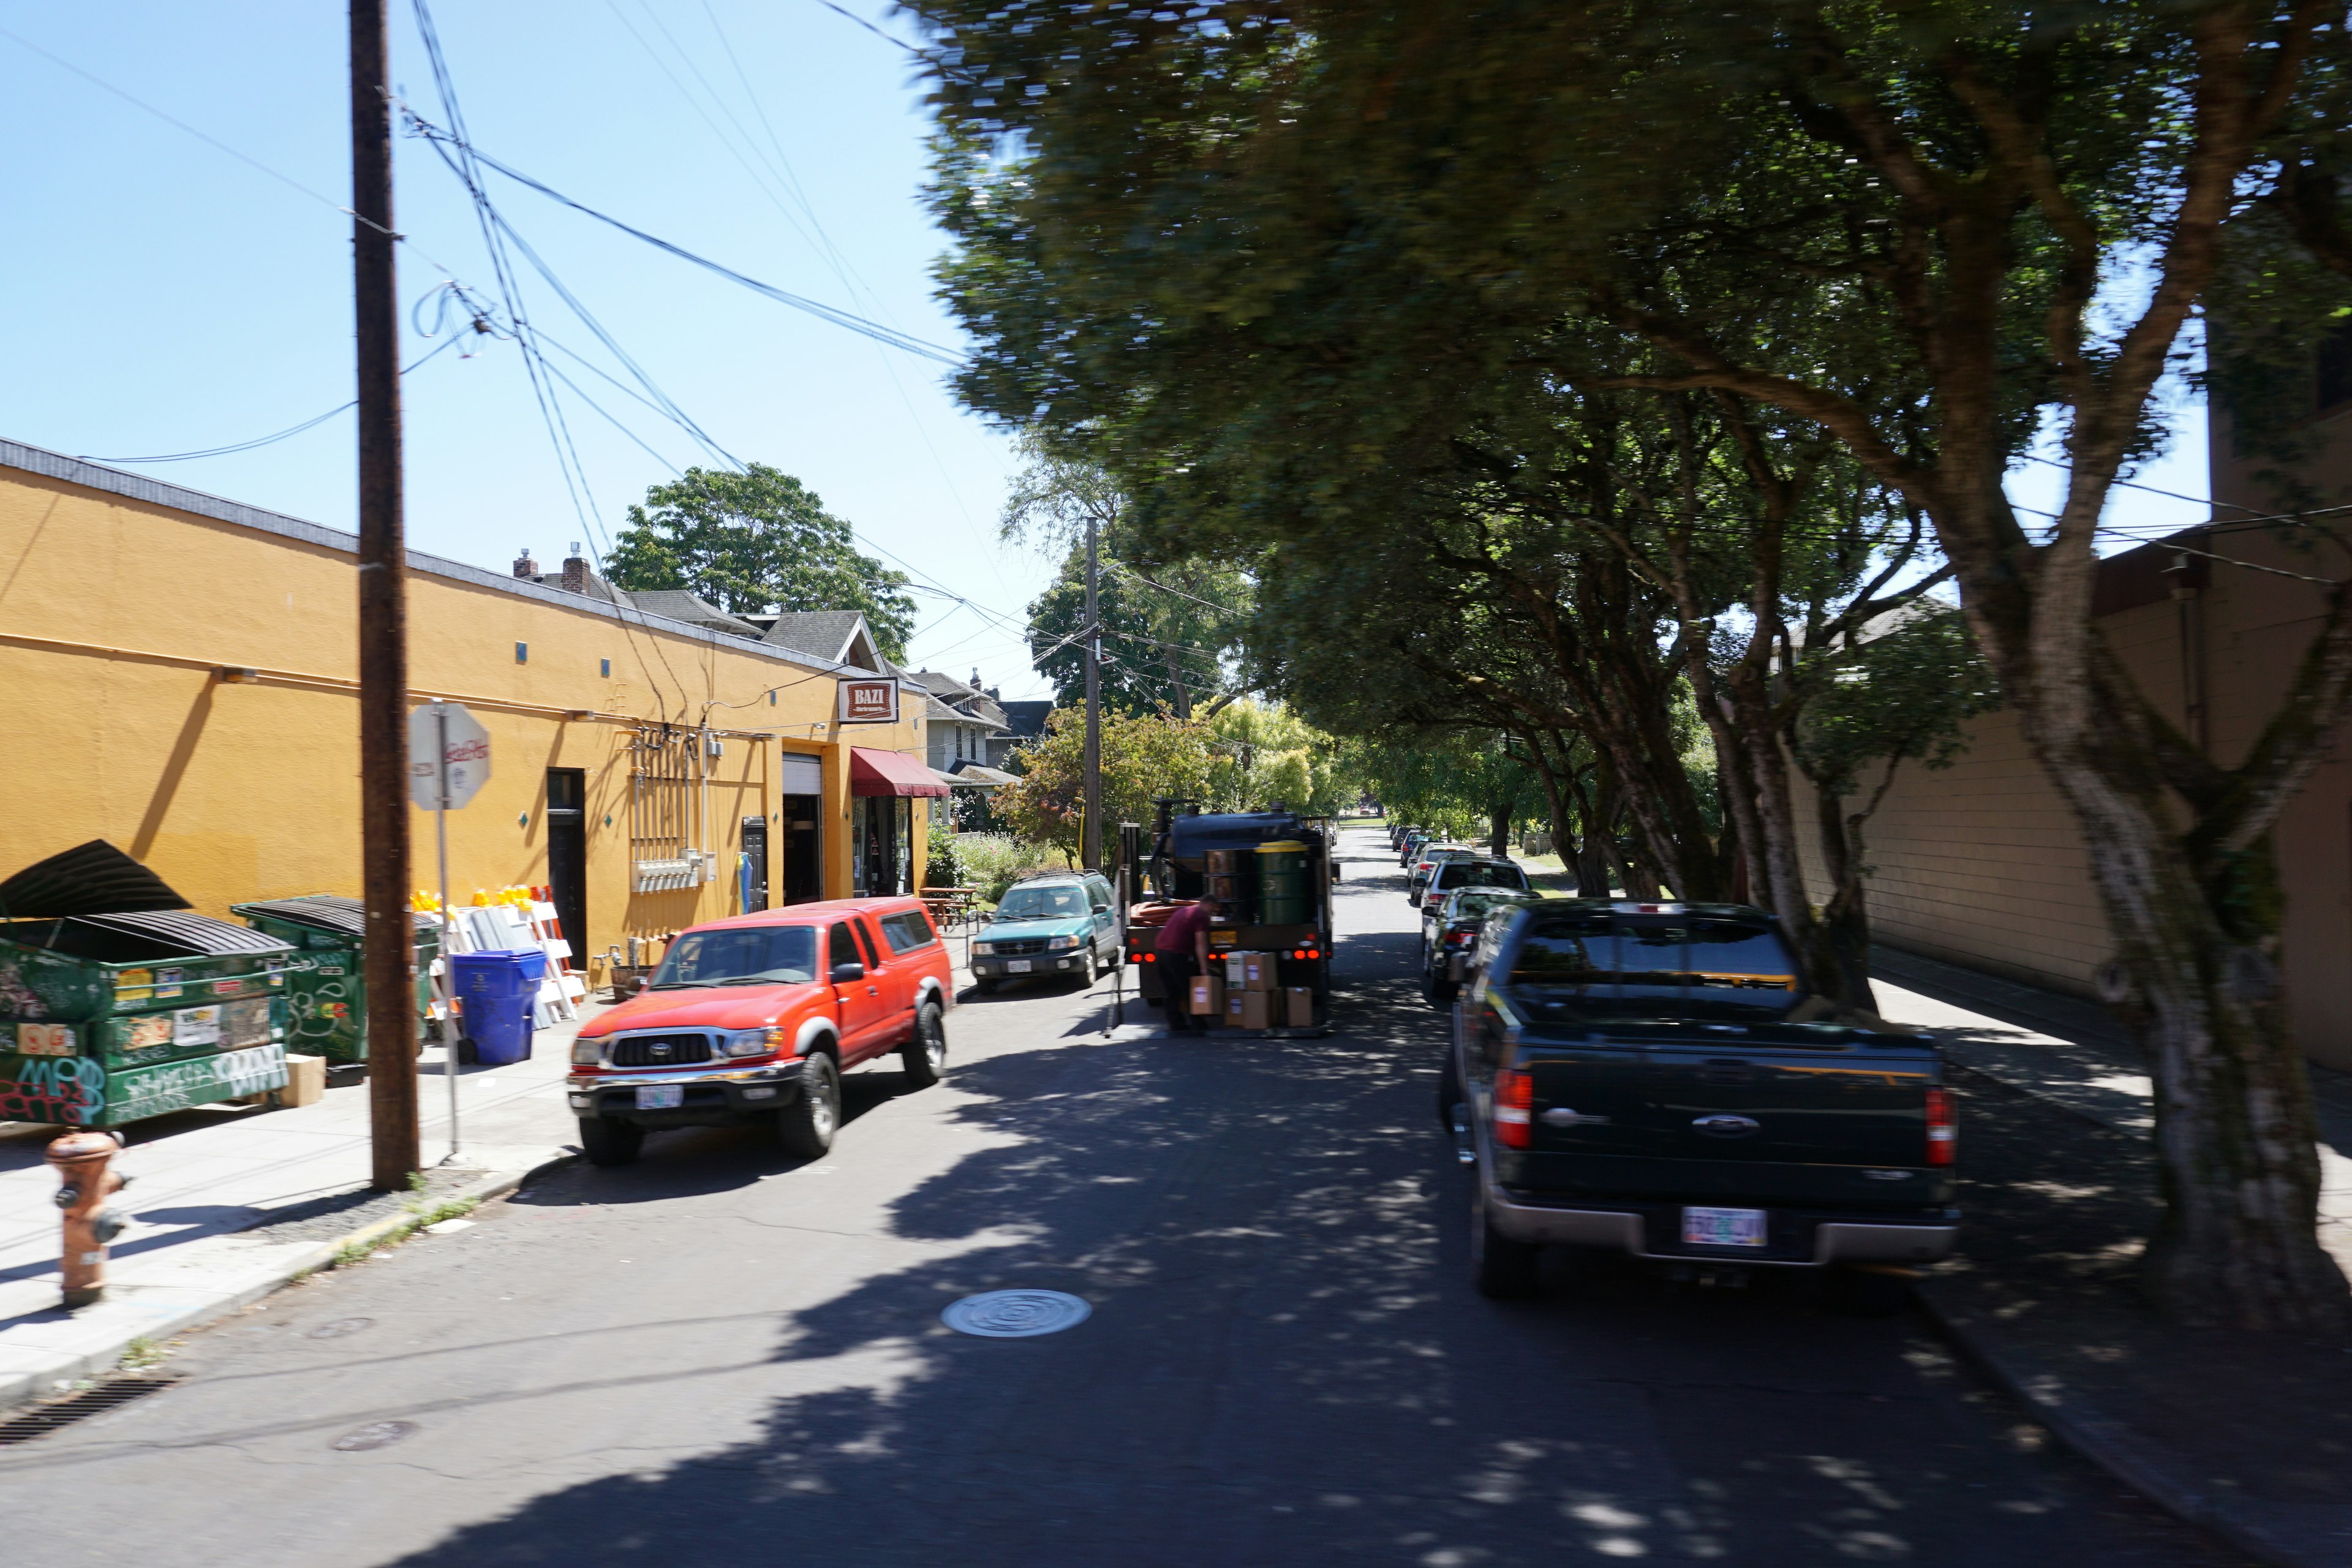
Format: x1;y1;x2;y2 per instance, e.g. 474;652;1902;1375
402;109;968;368
73;334;466;463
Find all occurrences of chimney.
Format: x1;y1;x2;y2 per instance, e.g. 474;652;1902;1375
970;667;982;690
562;541;589;596
988;685;1001;701
513;547;540;579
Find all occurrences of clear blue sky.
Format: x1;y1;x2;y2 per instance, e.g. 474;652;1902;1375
0;0;1059;696
0;0;2211;692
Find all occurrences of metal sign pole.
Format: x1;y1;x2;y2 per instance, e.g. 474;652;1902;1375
436;705;460;1165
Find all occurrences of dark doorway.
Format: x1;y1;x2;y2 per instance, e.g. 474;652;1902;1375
544;769;587;967
782;794;821;904
741;816;770;913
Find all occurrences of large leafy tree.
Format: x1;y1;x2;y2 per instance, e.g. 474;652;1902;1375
606;464;918;663
998;707;1215;859
1001;433;1247;717
910;0;2352;1329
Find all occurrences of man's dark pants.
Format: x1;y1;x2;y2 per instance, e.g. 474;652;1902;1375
1159;952;1203;1034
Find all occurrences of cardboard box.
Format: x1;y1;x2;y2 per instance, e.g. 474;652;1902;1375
1221;951;1251;986
277;1052;326;1109
1242;952;1279;992
1284;986;1315;1028
1189;975;1224;1016
1229;990;1271;1030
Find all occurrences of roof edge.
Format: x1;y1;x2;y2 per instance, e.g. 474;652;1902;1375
0;436;890;679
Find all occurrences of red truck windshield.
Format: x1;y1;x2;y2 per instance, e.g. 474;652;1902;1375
650;925;820;989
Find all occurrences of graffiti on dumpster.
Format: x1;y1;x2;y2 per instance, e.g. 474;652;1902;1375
290;981;352;1044
17;1023;74;1057
0;960;48;1019
0;1055;105;1123
105;1044;284;1125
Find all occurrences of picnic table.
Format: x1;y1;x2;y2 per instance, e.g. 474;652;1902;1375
919;886;980;931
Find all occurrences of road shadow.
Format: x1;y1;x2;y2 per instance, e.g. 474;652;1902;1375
379;981;2203;1566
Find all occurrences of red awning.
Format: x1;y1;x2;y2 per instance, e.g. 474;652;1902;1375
850;747;949;798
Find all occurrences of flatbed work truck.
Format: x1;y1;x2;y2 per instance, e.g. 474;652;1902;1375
1120;804;1338;1035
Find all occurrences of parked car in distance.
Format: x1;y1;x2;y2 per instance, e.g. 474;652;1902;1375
567;897;953;1167
1398;831;1431;867
1407;846;1480;906
970;871;1120;992
1422;856;1532;916
1441;899;1957;1310
1423;888;1542;1003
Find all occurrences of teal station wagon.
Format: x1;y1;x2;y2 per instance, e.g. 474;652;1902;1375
970;873;1120;992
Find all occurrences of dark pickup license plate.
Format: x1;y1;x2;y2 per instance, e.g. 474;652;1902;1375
1682;1206;1768;1247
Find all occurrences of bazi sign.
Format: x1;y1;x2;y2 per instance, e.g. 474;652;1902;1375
837;679;899;724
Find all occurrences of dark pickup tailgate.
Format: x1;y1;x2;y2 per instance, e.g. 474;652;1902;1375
1507;1025;1950;1210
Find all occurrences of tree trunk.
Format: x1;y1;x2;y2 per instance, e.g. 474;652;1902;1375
2042;752;2346;1329
1810;761;1883;1014
1489;802;1513;859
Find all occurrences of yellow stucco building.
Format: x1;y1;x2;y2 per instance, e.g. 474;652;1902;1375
0;439;940;987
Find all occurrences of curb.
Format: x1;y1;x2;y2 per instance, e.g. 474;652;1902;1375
0;1153;577;1412
1918;1279;2347;1568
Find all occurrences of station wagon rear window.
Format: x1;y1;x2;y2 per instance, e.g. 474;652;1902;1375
651;925;818;988
1509;914;1798;1021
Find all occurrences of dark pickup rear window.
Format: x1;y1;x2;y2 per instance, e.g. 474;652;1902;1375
1509;913;1798;1022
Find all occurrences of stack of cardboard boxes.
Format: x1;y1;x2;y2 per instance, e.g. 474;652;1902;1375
1188;950;1313;1030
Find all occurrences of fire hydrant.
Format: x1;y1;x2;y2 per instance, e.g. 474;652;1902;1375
47;1131;130;1309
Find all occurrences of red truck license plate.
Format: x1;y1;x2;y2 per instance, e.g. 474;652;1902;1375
1682;1207;1768;1247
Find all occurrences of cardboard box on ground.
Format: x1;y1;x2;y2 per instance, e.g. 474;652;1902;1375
1190;975;1224;1016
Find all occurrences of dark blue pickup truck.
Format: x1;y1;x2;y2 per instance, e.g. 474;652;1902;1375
1439;900;1957;1302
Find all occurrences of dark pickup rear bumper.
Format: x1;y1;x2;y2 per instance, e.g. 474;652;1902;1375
566;1061;806;1129
1486;1186;1958;1267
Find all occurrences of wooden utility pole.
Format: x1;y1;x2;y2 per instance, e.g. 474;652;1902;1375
352;0;417;1189
1082;513;1102;872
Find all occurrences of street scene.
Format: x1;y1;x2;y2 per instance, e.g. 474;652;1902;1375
6;4;2352;1566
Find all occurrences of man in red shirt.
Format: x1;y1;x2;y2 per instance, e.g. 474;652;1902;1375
1154;897;1218;1035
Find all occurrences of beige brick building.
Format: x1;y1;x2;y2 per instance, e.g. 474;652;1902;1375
1795;414;2352;1071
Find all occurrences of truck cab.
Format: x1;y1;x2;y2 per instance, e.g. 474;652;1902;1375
565;897;952;1166
1443;900;1958;1301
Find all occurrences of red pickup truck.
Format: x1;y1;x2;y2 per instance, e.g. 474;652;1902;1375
566;896;954;1166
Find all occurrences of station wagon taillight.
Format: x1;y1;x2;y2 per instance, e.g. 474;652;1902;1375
1494;1068;1534;1150
1925;1088;1957;1166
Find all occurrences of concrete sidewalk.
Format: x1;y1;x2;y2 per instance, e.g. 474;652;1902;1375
0;1009;592;1409
1868;944;2352;1568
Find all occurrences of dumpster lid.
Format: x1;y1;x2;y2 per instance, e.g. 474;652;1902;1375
231;895;437;939
0;840;190;919
75;911;293;955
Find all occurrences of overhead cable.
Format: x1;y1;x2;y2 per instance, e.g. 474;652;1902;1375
401;110;969;368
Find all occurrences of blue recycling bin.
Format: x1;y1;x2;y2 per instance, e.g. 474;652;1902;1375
449;949;545;1066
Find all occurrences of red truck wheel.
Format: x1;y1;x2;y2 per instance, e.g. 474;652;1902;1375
778;1052;839;1159
579;1118;643;1168
901;1001;947;1088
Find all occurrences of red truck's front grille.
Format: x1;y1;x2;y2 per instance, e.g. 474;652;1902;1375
606;1033;715;1068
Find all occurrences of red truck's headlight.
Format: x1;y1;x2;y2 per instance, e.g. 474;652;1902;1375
724;1025;791;1058
571;1036;602;1066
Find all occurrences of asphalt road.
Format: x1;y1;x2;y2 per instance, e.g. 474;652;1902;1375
0;827;2241;1567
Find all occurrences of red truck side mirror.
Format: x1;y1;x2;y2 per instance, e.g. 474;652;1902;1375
831;961;866;984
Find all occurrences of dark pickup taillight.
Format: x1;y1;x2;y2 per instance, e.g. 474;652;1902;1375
1925;1087;1957;1166
1444;930;1474;946
1494;1068;1534;1149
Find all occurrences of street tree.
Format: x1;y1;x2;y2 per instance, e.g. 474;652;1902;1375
908;0;2352;1329
606;464;917;663
996;706;1215;861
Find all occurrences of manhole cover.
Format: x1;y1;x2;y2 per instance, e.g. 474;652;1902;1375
940;1290;1092;1338
331;1420;418;1452
306;1317;374;1340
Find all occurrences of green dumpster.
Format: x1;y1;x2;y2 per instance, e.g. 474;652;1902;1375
0;910;293;1128
231;896;441;1064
